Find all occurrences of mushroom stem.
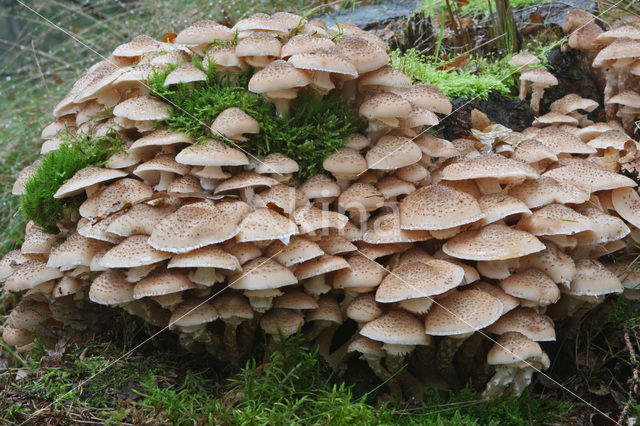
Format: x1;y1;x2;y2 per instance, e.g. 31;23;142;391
361;354;403;396
155;171;174;191
436;334;472;389
482;365;518;400
189;267;224;287
85;184;100;198
530;85;545;116
223;319;242;364
518;80;529;100
603;72;619;120
476;178;502;194
273;99;291;118
511;367;534;397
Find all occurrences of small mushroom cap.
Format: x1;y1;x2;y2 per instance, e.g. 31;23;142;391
168;244;240;270
507;176;589;209
134;271;196;299
359;93;412;121
112;35;166;57
365;135;422;170
89;270;135;305
99;235;171;268
499;268;560;306
535;127;596;155
299;174;341;199
260;308;304;336
477;193;531;225
316;231;357;255
486;307;555;341
359;65;412;92
248;59;311;93
376;259;464;302
113;95;171;121
212;293;254;320
255;184;308;215
210;107;260;141
2;327;35;348
575;207;630;245
295;255;349;280
4;259;63;292
234;13;290;34
255;153;299;175
607;263;640;290
361;309;430;346
176;139;249;167
106;204;174;237
424;289;503;336
414;133;458;158
149;202;239;253
293;205;348;233
377;176;415;199
334;255;387;289
348;336;385;357
344;133;370;150
170;299;219;327
519;68;558;87
533;112;579;127
47;232;109;269
399;184;484;231
265;236;324;267
273;290;318;310
443;224;545;261
0;250;38;281
542;160;636;193
54;167;127;198
174;20;234;45
440;154;538;181
130;129;194;152
215;172;279;194
323;148;368;180
474;282;520;315
204;44;246;71
5;300;51;329
509;51;541;67
588;130;636;151
487;331;544;366
21;221;58;254
334;35;389;74
346;293;384;323
230;257;297;290
237;208;299;242
338;183;384;213
516;204;594;236
612;187;640;229
550;94;598;114
518;242;576;286
164;63;207;86
12;160;41;196
593;38;640;67
281;34;335;58
79;178;154;219
364;211;431;244
306;295;342;323
288;48;358;78
236;32;282;58
567;259;623;297
596;25;640;45
401;83;452;115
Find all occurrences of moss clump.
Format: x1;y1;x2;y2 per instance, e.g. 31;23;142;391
21;130;124;232
149;60;365;179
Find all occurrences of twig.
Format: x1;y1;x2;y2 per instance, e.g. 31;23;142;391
618;323;639;425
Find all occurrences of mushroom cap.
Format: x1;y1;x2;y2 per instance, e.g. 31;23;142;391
255;184;308;214
212;293;254;320
106;204;174;237
441;153;538;181
281;34;335;58
474;282;520;315
168;244;240;270
347;336;385;357
401;83;452;115
133;271;196;299
255;153;299;175
612;187;640;229
414;133;458;158
295;255;349;280
12;160;41;196
588;130;635;151
79;178;154;219
170;299;219;327
5;300;51;329
376;259;464;302
89;269;135;305
204;44;246;71
550;94;598;114
234;13;290;34
316;230;357;255
596;25;640;45
535;127;596;155
54;167;127;198
499;268;560;306
359;93;412;121
424;289;502;336
575;207;630;245
487;331;545;366
4;259;63;292
273;290;318;310
609;90;640;108
359;65;412;92
593;38;640;67
533;112;579;127
365;135;422;170
361;310;430;345
236;32;282;58
176;139;249;167
607;263;640;290
443;224;545;261
399;185;484;231
130;128;194;152
99;235;171;268
21;221;58;254
0;250;39;281
519;68;558;87
542;160;636;193
323;148;368;180
174;20;234;45
477;193;531;226
509;51;541;67
306;295;342;323
260;308;304;336
113;95;171;121
112;35;166;57
346;293;384;323
576;122;622;141
248;59;311;93
210;107;260;142
264;236;324;267
333;255;387;289
230;257;297;290
516;203;594;236
164;63;207;86
377;176;415;199
518;242;576;285
149;202;239;253
237;208;299;242
288;48;358;78
344;132;370;150
334;35;389;74
337;183;384;213
568;259;623;297
299;174;341;199
293;205;348;233
486;307;556;341
221;240;261;265
507;176;589;209
214;172;279;194
47;232;109;269
364;211;430;244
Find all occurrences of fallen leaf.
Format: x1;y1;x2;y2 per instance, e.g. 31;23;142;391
162;32;177;43
436;53;470;71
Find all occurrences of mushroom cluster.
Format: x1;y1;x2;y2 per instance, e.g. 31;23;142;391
563;11;640;134
1;12;639;401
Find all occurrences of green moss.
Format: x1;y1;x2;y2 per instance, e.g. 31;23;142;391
149;59;365;179
20;129;124;233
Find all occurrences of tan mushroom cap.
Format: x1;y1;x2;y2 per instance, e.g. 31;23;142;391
337;183;384;213
441;154;538;182
288;48;357;79
130;128;194;153
323;148;368;180
364;211;431;243
79;178;154;219
401;83;452;115
167;244;239;271
0;250;38;281
576;121;623;141
486;307;555;341
376;259;464;303
89;270;135;305
507;176;589;209
255;153;299;175
174;20;234;45
399;184;484;231
97;235;169;268
234;13;290;35
347;335;385;357
204;44;247;73
509;51;541;68
21;221;58;254
596;25;640;45
248;59;311;93
518;242;575;286
209;107;260;143
533;112;579;127
588;130;635;151
295;255;349;280
221;240;261;265
113;95;171;121
344;133;370;151
542;160;636;192
106;204;174;237
593;38;640;67
575;207;630;245
293;205;348;233
307;295;343;323
365;135;422;170
346;293;383;323
361;310;430;345
535;127;596;155
260;308;304;336
567;259;623;297
443;224;545;261
12;160;40;196
520;68;558;87
377;176;415;199
516;204;593;236
176;139;249;167
487;331;544;366
477;193;531;226
474;282;520;314
149;202;239;253
2;327;35;348
170;299;219;327
499;269;560;306
299;174;341;200
550;93;599;114
281;34;335;58
112;35;166;57
255;184;308;215
414;133;458;158
47;232;109;269
424;289;503;336
5;300;51;329
334;35;389;74
133;270;195;299
316;230;357;255
237;208;299;242
214;172;279;194
359;93;412;125
54;167;127;198
134;152;189;181
333;255;387;289
4;259;63;292
273;290;318;310
264;236;324;267
236;32;282;65
164;63;207;86
611;187;640;228
356;242;409;259
358;65;412;93
230;257;297;290
212;293;254;320
607;263;640;290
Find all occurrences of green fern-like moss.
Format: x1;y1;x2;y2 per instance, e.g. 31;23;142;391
149;60;365;179
21;130;124;233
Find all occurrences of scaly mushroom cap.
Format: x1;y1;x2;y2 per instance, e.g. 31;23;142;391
21;221;58;254
130;128;194;152
176;139;249;166
293;205;348;232
255;184;308;215
519;68;558;88
359;65;412;93
550;93;598;114
334;35;389;74
347;336;385;357
507;176;589;209
414;134;458;158
346;293;384;323
260;308;304;336
113;95;171;121
133;153;191;185
518;242;576;285
376;259;464;302
499;269;560;306
215;172;279;193
588;130;636;151
288;48;358;78
230;257;297;290
575;207;630;245
273;290;318;310
596;26;640;45
399;184;484;231
5;300;51;329
377;176;415;199
112;35;165;57
210;107;260;142
79;178;154;219
54;167;127;198
533;112;579;127
338;183;384;213
234;13;290;34
516;204;594;236
281;34;335;58
248;59;311;93
441;154;538;182
307;295;343;323
0;250;39;281
255;153;299;175
401;83;452;115
567;259;623;297
237;208;299;242
424;289;502;336
164;63;207;86
12;160;41;196
149;202;239;253
476;194;531;226
106;204;174;237
299;174;341;199
334;255;387;289
364;211;431;243
487;331;545;366
236;32;282;58
99;235;171;268
593;38;640;67
486;307;556;341
323;148;368;180
611;187;640;229
174;20;234;45
264;236;324;267
361;310;430;346
443;224;545;261
204;45;246;72
316;230;357;255
89;270;135;305
344;133;370;150
47;232;109;269
365;135;422;170
134;271;196;299
509;51;541;68
4;259;63;292
359;93;412;123
474;282;520;314
168;244;240;271
542;160;636;193
535;127;596;155
295;255;350;280
170;299;219;327
212;293;254;320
